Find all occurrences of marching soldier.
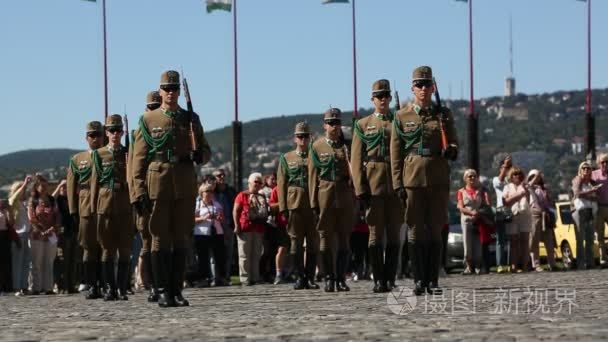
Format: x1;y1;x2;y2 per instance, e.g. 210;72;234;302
309;108;355;292
390;66;458;296
351;80;404;293
131;70;211;307
67;121;104;299
91;114;134;301
128;91;161;302
277;122;319;290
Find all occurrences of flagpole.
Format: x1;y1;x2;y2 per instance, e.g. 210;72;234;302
102;0;108;120
351;0;358;119
585;0;594;161
232;0;243;190
466;0;479;172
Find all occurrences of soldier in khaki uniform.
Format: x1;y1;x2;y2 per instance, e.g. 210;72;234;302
351;80;404;293
309;108;355;292
67;121;104;299
277;122;319;290
128;91;161;302
91;114;133;301
390;66;458;296
131;70;211;307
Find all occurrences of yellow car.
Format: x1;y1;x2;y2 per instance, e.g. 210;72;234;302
540;201;607;268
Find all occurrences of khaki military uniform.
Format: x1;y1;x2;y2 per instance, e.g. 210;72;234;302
309;120;354;290
351;112;404;290
131;69;211;307
67;151;98;261
277;145;318;288
390;66;458;295
91;145;133;263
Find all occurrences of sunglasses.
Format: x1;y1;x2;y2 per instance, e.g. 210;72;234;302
161;86;180;92
582;167;591;170
147;104;160;110
295;134;310;139
214;174;225;178
87;132;102;138
413;80;433;89
373;92;391;99
325;120;341;127
107;128;123;134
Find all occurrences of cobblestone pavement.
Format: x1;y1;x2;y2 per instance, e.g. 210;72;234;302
2;269;608;341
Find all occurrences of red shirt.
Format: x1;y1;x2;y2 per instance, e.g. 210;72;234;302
234;191;266;233
269;187;288;228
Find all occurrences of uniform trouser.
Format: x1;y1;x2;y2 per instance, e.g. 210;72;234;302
149;198;196;251
79;216;100;262
288;208;318;276
11;233;31;291
30;239;57;292
406;187;448;285
136;213;151;255
237;231;264;283
573;208;595;269
594;205;608;264
98;213;134;263
529;212;556;268
317;201;354;278
350;232;369;274
0;231;12;292
367;194;404;247
55;234;78;291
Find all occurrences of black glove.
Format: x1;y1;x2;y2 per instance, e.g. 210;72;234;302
396;187;407;203
134;194;152;216
71;213;80;228
312;208;320;219
358;193;371;210
281;210;290;220
190;149;204;164
443;145;458;161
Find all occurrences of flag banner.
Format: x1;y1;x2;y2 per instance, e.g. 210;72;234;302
322;0;349;4
82;0;96;2
454;0;468;2
207;0;232;13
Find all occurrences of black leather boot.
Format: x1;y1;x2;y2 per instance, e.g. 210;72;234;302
409;242;425;296
172;249;190;307
153;249;176;308
426;241;443;295
385;244;400;290
370;246;388;293
102;261;117;301
336;250;350;292
321;251;335;292
84;262;102;299
142;253;159;302
292;252;306;290
116;261;130;300
305;252;320;289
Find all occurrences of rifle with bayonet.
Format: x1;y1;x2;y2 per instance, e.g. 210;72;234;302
182;76;199;152
394;81;401;111
433;77;457;161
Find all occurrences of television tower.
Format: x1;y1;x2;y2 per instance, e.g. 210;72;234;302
505;15;516;97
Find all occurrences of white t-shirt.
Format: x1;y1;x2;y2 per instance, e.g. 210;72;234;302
502;183;531;215
493;176;509;207
194;198;224;236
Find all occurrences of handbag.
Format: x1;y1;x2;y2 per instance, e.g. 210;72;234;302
495;206;513;223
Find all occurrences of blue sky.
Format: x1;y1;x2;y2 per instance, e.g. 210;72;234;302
1;0;606;155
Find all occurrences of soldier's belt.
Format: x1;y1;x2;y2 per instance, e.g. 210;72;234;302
100;182;124;190
150;154;193;164
407;148;440;157
78;184;90;190
366;156;390;163
320;176;350;182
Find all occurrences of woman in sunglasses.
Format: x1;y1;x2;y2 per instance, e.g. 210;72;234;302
502;167;533;273
571;161;600;270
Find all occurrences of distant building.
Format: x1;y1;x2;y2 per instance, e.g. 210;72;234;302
497;106;528;121
505;77;516;97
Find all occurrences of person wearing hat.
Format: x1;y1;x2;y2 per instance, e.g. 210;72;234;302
351;79;404;293
277;122;319;290
390;66;458;296
527;169;558;272
308;108;355;292
90;114;133;301
592;153;608;268
126;91;163;302
67;121;104;299
131;70;211;307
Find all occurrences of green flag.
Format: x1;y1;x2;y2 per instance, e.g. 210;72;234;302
322;0;349;4
207;0;232;13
